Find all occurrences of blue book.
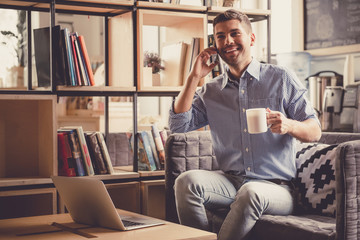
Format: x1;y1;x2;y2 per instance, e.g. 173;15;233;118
139;131;157;171
58;129;85;176
63;28;77;85
146;131;160;170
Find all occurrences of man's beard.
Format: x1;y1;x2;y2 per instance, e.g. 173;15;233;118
218;44;243;67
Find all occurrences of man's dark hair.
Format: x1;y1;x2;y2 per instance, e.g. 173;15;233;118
213;9;252;33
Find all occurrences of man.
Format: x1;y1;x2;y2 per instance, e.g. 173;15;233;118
168;9;321;240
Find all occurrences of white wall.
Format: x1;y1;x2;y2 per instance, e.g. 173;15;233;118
272;0;360;82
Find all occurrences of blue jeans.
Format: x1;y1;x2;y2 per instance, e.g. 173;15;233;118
174;170;294;240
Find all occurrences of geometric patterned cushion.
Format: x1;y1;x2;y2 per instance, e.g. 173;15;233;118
294;142;337;217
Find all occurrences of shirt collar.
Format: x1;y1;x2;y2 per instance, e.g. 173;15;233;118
221;58;261;90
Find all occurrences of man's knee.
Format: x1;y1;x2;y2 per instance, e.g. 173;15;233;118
233;182;266;214
174;170;204;196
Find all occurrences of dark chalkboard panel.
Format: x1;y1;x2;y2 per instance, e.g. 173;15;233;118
304;0;360;50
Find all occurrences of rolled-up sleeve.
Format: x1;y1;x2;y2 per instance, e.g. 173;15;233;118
168;92;208;133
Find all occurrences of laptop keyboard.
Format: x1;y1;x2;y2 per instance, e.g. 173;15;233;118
122;219;146;227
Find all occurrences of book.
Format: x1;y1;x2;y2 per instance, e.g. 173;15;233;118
151;125;165;169
59;129;86;176
33;25;63;87
96;132;115;174
159;129;168;148
146;130;161;170
189;38;200;73
182;42;192;84
60;29;72;85
85;132;108;175
57;132;77;177
61;126;95;176
63;28;77;86
135;133;152;171
77;35;95;86
73;32;90;86
70;34;82;85
161;41;188;86
139;131;157;171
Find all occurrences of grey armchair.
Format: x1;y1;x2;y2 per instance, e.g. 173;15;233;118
165;131;360;240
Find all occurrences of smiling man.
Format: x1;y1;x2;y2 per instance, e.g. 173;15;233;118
168;9;321;240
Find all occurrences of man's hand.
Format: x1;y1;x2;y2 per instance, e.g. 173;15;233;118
266;108;292;135
266;108;321;142
189;47;219;82
174;47;219;114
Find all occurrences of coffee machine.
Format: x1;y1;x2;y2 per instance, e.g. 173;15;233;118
322;84;360;132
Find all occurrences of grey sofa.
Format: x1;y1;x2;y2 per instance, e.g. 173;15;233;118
165;131;360;240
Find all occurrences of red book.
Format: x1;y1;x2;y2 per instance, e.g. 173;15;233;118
78;35;95;86
57;132;76;177
70;34;82;85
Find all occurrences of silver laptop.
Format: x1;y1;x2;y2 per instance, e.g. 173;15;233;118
51;176;164;231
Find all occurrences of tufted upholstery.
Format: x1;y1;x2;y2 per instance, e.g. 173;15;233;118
165;131;360;240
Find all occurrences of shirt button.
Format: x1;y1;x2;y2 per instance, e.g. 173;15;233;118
246;148;249;152
243;108;246;112
241;89;245;94
249;77;253;80
247;167;251;171
244;128;247;133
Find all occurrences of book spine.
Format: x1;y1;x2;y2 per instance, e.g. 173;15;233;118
136;133;151;171
73;32;89;86
96;132;114;174
76;127;95;176
146;130;161;170
159;130;168;148
77;35;95;86
64;28;77;86
151;125;165;169
60;29;72;85
64;130;86;176
52;25;65;86
57;132;76;177
86;132;107;174
140;131;157;171
70;34;82;85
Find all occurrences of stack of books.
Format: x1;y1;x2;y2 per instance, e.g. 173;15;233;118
129;124;168;171
57;126;113;177
34;25;95;87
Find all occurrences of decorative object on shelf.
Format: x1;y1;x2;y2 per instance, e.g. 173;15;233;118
0;10;26;88
223;0;240;8
143;51;164;86
210;0;223;7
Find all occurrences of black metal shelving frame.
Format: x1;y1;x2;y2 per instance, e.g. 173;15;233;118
0;0;272;174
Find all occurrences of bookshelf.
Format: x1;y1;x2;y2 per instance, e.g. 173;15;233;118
0;0;271;220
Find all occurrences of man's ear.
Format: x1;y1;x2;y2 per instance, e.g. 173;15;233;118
250;33;255;46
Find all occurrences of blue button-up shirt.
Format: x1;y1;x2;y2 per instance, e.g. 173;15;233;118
169;59;318;181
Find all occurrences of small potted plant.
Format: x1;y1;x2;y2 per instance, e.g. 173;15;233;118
0;10;26;88
143;51;164;86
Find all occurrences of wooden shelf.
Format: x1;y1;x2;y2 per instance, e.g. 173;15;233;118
140;179;165;220
136;1;206;12
137;9;207;91
207;7;271;22
0;0;134;14
138;170;165;177
0;94;57;180
0;188;57;219
305;44;360;56
0;178;53;188
57;86;136;94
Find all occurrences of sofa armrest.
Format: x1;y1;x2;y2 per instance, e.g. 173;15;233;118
164;131;218;223
335;140;360;240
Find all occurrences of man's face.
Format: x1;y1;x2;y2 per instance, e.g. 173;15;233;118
214;19;255;67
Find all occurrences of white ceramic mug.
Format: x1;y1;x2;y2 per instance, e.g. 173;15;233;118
246;108;268;134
